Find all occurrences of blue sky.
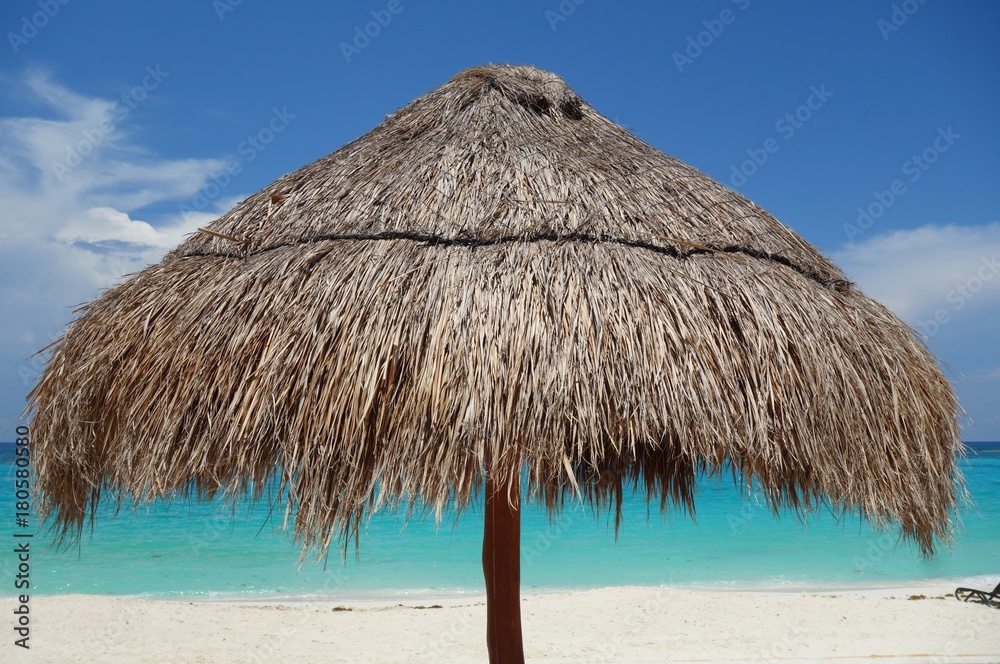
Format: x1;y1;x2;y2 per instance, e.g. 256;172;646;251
1;1;998;439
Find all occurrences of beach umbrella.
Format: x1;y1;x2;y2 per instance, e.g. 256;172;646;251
30;65;963;663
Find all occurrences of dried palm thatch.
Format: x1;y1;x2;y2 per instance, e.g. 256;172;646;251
29;64;962;562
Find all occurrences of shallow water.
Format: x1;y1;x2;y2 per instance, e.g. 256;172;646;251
2;442;996;599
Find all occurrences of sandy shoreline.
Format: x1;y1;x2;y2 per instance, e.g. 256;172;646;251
4;585;999;663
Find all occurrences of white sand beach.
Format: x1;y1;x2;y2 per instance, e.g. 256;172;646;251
4;585;999;663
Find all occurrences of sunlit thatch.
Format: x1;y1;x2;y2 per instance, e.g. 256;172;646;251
29;65;962;557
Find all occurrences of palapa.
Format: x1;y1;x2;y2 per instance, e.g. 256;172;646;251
29;65;963;663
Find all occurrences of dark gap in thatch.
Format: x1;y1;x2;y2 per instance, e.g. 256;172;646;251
181;230;850;292
471;67;584;120
559;100;584;120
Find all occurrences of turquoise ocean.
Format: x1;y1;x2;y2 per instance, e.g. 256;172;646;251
2;442;997;600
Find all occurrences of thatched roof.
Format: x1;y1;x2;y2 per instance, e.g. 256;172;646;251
29;65;962;557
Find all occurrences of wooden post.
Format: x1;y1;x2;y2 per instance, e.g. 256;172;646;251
483;469;525;663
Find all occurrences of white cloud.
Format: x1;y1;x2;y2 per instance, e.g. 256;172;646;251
0;71;235;411
834;224;1000;441
833;223;1000;324
56;207;185;248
